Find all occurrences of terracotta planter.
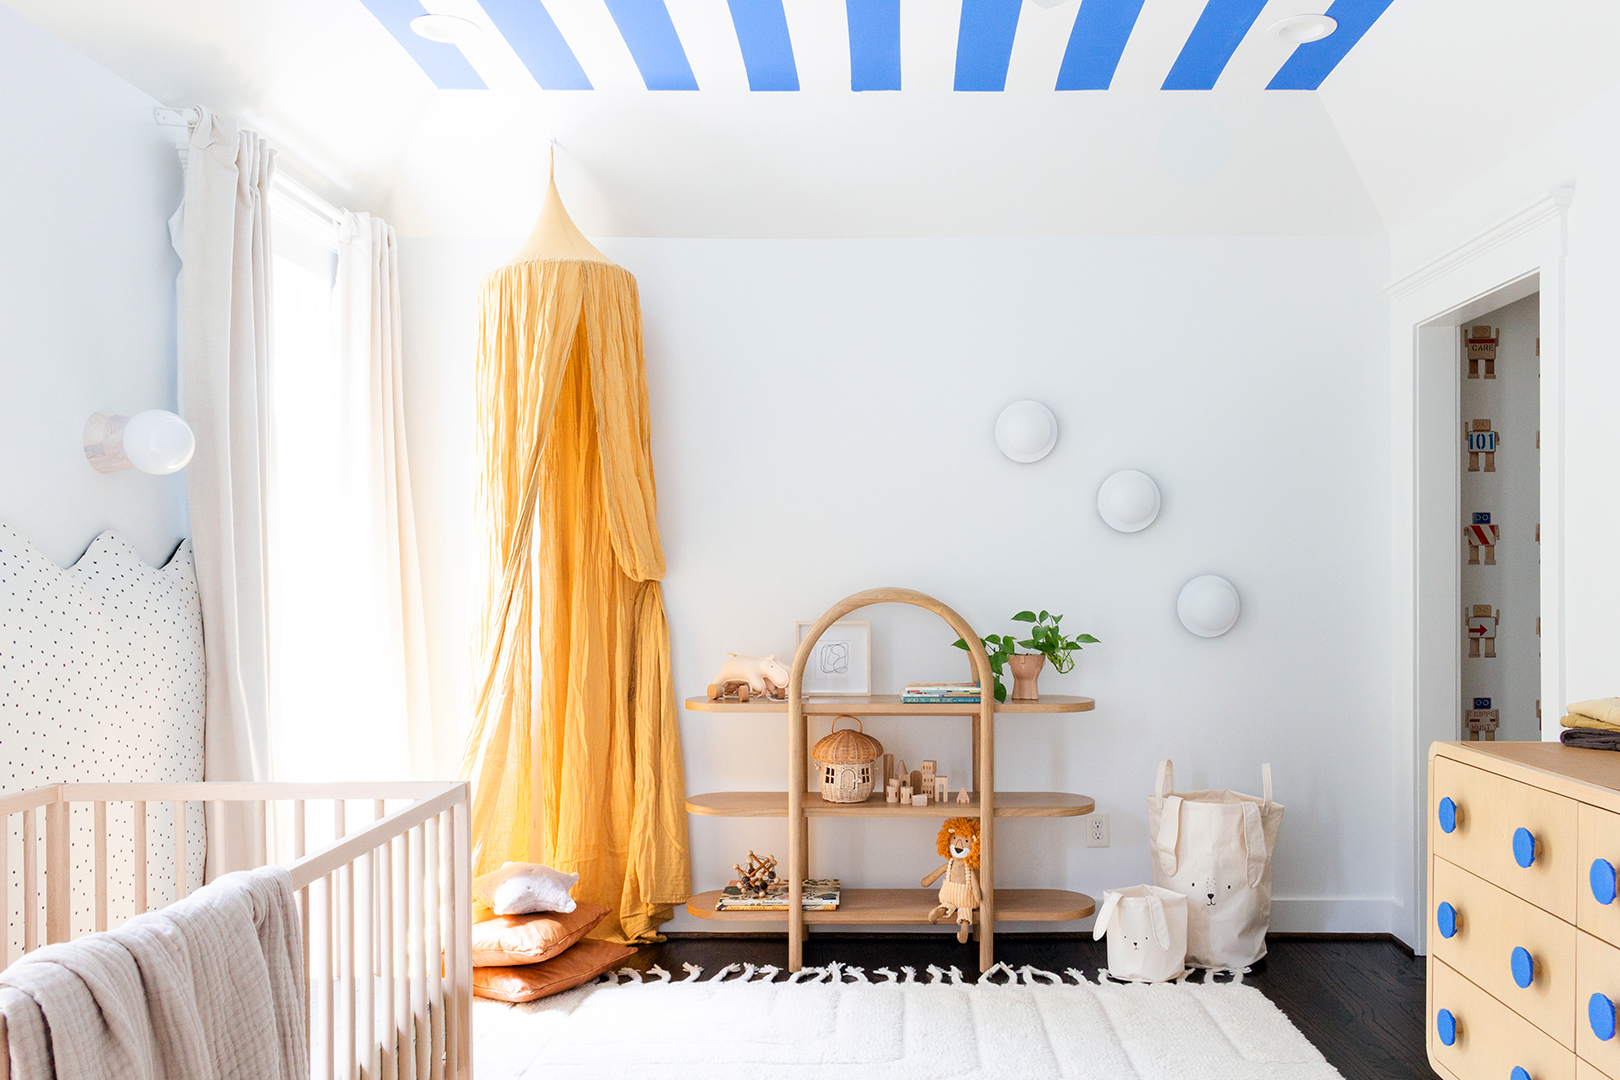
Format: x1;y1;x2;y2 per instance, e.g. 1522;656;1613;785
1008;654;1046;701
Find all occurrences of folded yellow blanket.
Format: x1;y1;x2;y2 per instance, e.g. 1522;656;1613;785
1569;697;1620;727
1564;713;1620;733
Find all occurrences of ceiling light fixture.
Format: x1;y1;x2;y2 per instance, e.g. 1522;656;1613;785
1269;14;1337;44
410;14;481;44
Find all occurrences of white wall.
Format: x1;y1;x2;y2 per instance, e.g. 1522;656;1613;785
0;2;185;568
400;233;1395;934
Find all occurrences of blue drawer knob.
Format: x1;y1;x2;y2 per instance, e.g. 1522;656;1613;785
1513;827;1537;868
1594;859;1618;905
1439;797;1458;833
1437;1007;1458;1046
1436;901;1460;938
1591;993;1617;1041
1510;946;1535;988
1510;1068;1530;1080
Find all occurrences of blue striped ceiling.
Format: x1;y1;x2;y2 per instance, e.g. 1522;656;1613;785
360;0;1394;93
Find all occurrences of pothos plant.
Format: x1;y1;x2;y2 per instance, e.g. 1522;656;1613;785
952;610;1099;702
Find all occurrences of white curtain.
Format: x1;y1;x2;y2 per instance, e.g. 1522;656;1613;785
265;209;433;785
334;211;433;779
171;108;274;871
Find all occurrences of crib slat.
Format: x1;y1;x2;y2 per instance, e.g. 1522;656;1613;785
174;800;187;901
45;800;69;944
409;825;427;1080
312;873;334;1080
336;808;354;1080
357;843;375;1080
398;831;415;1080
23;807;37;953
379;826;397;1080
258;799;269;868
425;814;443;1080
294;800;307;859
133;801;147;914
451;798;472;1080
94;801;108;932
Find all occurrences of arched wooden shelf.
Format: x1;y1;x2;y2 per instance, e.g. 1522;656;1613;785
684;695;1094;714
686;791;1094;818
686;888;1095;925
686;587;1099;972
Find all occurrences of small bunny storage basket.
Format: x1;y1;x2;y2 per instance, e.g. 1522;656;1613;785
1147;760;1284;970
1092;885;1188;983
812;716;884;803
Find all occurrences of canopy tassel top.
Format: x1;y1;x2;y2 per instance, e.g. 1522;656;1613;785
460;165;690;943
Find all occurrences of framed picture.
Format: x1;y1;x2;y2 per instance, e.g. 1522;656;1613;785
794;620;871;696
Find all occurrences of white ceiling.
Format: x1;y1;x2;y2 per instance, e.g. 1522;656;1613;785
5;0;1618;239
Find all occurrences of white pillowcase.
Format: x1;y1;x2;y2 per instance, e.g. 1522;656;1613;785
474;861;579;915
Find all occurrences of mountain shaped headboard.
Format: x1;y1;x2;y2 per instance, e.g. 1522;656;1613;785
0;525;206;947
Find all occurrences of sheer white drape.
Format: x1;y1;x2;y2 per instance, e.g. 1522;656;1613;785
266;208;432;782
171;108;274;872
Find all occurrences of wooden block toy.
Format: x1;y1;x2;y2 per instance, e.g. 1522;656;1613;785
920;760;936;787
1465;512;1498;566
933;776;949;801
1466;325;1498;379
912;793;928;807
1465;604;1499;659
1465;696;1500;742
1466;419;1498;473
885;785;899;803
957;788;970;805
909;769;924;793
882;754;894;788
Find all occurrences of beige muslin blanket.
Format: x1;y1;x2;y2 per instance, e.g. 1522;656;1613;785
0;866;307;1080
1562;698;1620;732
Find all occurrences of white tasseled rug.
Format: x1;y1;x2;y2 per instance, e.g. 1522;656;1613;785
472;962;1345;1079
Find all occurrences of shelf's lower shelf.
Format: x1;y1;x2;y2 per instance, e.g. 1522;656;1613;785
686;888;1096;924
687;791;1094;818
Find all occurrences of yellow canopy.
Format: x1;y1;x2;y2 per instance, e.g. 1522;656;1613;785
459;174;690;942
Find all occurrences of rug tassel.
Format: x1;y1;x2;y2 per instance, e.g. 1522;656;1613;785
679;963;703;983
899;966;917;984
647;966;672;982
620;968;644;983
845;966;869;984
753;965;780;983
1020;965;1062;985
981;962;1017;985
706;964;742;983
738;963;757;983
1064;968;1094;986
874;967;899;983
945;966;963;985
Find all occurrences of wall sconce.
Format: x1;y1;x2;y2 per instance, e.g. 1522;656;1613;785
1097;470;1161;532
1177;575;1240;637
994;400;1058;463
84;411;195;475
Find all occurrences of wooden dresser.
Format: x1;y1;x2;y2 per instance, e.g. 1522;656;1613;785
1429;741;1620;1080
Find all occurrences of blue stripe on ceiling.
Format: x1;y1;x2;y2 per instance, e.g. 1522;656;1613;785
726;0;799;91
356;0;486;89
480;0;592;90
953;0;1023;92
847;0;901;91
1162;0;1269;90
1055;0;1146;90
1267;0;1396;90
603;0;698;90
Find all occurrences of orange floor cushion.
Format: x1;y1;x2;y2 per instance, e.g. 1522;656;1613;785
473;938;637;1003
471;902;608;966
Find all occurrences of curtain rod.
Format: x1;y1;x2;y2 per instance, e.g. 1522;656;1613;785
153;106;346;227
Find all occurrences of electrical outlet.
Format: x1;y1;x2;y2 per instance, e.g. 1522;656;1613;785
1087;812;1110;848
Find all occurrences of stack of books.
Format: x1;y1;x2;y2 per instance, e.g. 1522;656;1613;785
715;879;841;912
901;682;981;704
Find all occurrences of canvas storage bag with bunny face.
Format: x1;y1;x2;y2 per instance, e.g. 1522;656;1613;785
1091;885;1188;983
1147;759;1284;969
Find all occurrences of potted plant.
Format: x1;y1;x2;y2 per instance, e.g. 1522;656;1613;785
953;610;1098;702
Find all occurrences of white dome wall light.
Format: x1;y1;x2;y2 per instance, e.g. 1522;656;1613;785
1177;575;1241;638
84;411;196;475
1269;14;1337;43
994;400;1058;463
1097;470;1161;532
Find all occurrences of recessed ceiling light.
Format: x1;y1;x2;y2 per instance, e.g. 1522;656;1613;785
1269;14;1337;44
410;13;481;44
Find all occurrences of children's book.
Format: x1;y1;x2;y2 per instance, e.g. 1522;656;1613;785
715;879;841;911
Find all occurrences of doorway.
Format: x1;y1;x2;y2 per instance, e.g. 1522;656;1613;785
1458;294;1540;742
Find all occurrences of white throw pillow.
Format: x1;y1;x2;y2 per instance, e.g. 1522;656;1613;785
474;861;579;915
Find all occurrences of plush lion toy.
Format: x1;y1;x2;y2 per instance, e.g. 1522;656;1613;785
921;817;982;943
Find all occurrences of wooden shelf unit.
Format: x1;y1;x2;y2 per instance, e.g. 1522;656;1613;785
685;693;1094;714
686;790;1094;818
687;888;1096;924
682;586;1097;972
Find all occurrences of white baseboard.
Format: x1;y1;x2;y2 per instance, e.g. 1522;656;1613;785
1268;897;1400;937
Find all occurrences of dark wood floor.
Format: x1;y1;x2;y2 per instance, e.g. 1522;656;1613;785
624;933;1430;1080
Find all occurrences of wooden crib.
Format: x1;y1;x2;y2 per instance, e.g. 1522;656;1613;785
0;780;472;1080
